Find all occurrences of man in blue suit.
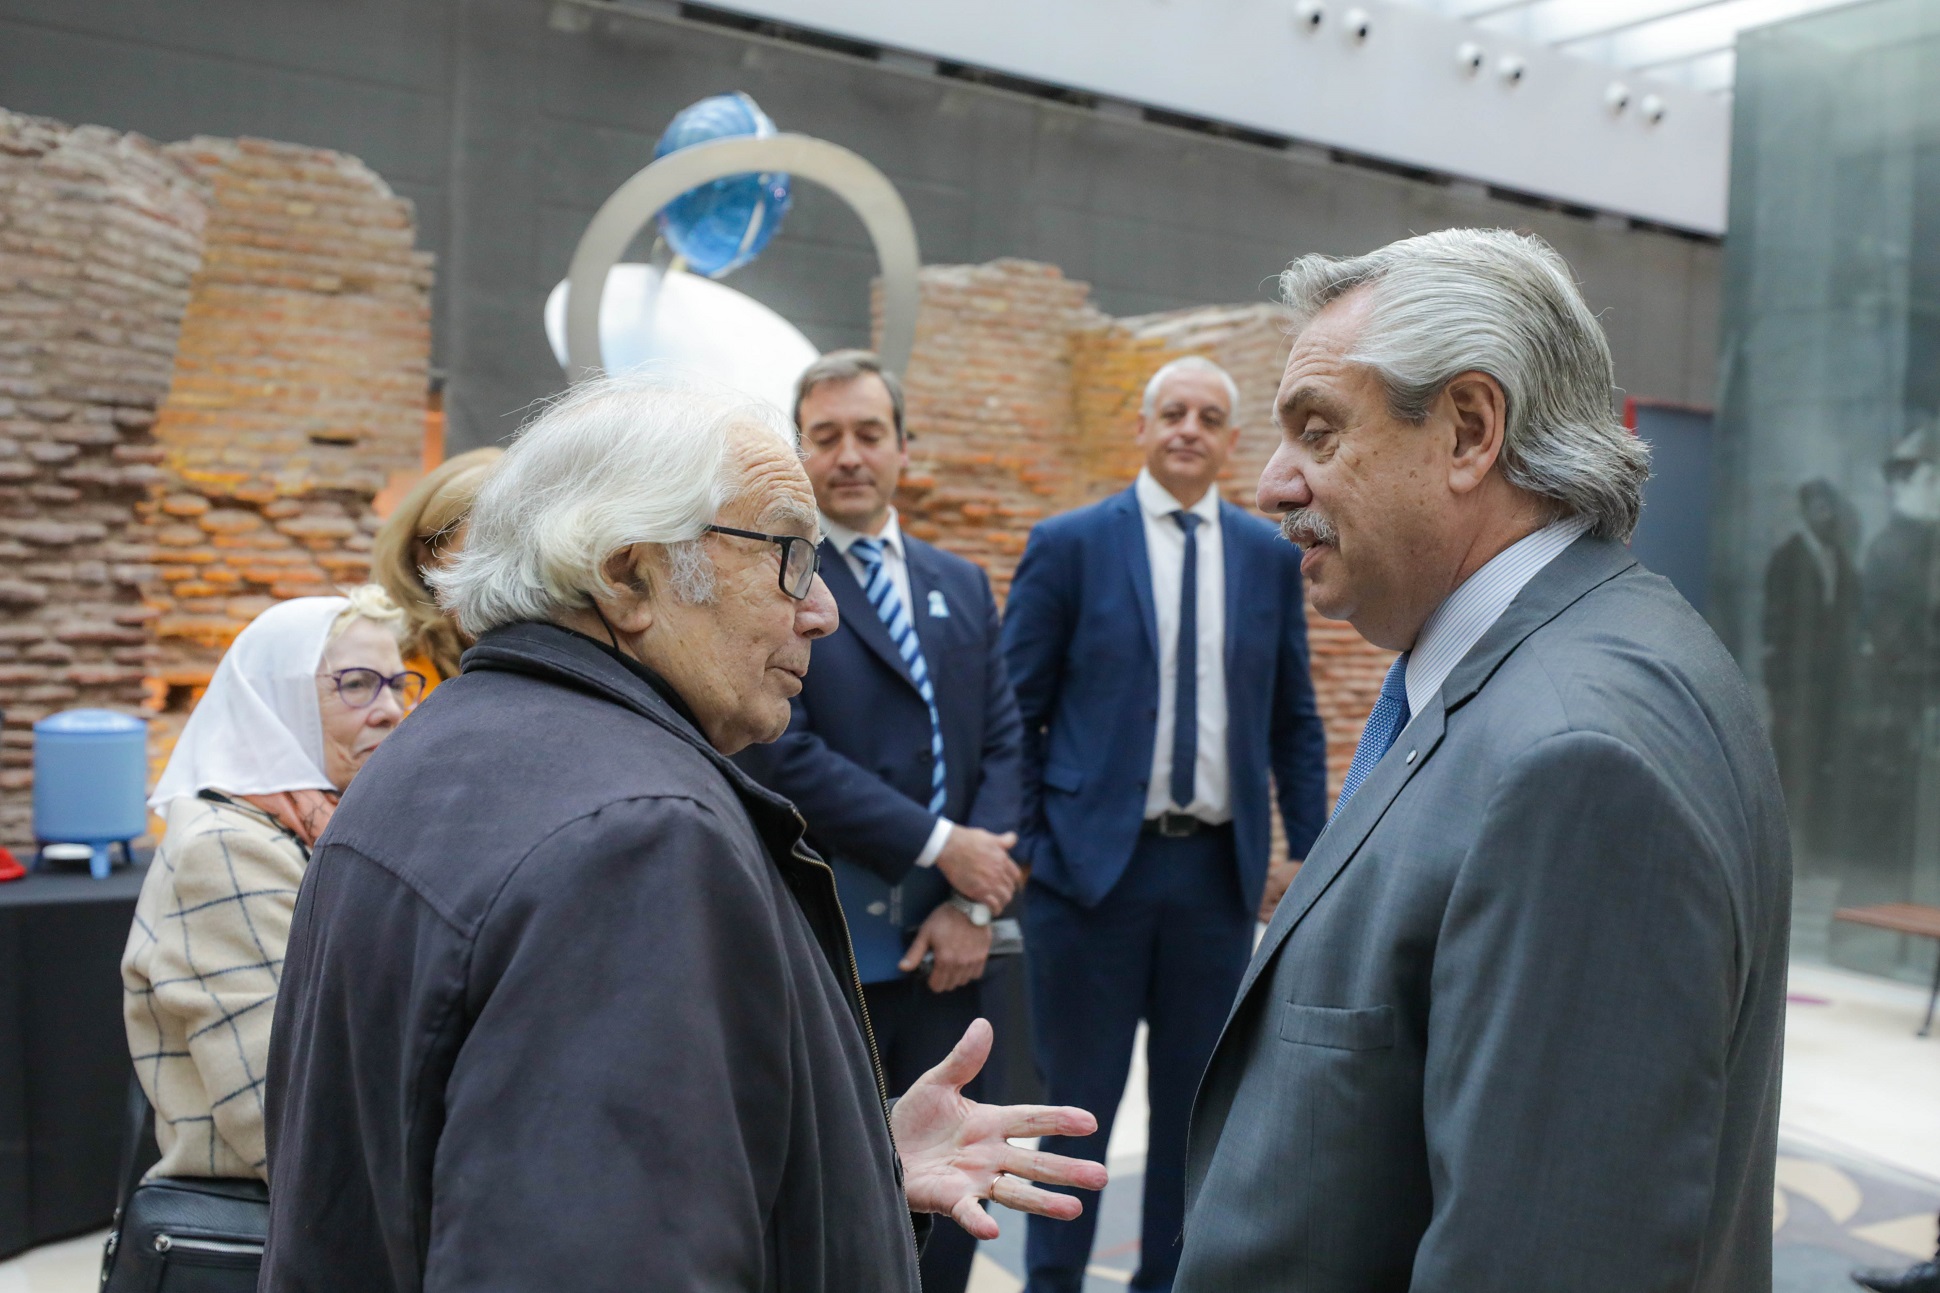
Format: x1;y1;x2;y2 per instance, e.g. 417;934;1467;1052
735;351;1026;1293
1002;356;1328;1293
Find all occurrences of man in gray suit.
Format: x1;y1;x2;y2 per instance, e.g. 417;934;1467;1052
1175;229;1790;1292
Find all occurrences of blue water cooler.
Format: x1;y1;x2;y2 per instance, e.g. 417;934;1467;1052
33;709;149;878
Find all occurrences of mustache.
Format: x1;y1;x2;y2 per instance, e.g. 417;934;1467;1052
1279;509;1338;548
828;467;877;486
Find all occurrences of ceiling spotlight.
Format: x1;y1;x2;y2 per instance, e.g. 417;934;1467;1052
1640;93;1667;125
1293;1;1324;31
1498;54;1526;85
1343;7;1372;42
1456;42;1487;76
1605;81;1632;114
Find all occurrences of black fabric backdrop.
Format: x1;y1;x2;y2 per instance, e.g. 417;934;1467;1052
0;865;150;1260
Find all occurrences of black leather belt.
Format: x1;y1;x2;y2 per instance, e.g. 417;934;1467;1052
1142;812;1225;838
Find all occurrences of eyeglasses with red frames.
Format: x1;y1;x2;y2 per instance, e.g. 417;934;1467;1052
324;667;427;711
705;525;823;599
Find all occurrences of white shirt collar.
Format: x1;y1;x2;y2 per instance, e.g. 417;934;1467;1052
1135;467;1221;524
821;508;904;561
1404;516;1593;719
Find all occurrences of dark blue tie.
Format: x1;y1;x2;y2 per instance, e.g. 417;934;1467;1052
1171;511;1202;811
1331;653;1410;821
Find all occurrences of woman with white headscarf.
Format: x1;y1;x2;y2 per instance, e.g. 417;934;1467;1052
122;586;419;1181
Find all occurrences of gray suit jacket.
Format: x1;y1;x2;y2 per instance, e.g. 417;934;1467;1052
1176;536;1790;1293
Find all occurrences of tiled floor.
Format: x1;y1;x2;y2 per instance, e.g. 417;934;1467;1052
8;958;1936;1292
0;1231;102;1293
969;958;1940;1293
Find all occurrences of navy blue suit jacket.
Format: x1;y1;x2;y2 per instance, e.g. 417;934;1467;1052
1001;486;1327;910
736;531;1025;935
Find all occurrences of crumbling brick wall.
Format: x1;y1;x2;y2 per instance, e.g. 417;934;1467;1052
894;260;1393;806
139;137;433;737
0;111;206;850
893;260;1106;595
0;111;432;851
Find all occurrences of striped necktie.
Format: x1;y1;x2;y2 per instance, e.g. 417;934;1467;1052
1332;653;1410;821
850;537;948;814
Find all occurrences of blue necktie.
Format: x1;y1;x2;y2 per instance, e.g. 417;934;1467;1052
1332;653;1410;820
1170;511;1202;810
851;537;948;813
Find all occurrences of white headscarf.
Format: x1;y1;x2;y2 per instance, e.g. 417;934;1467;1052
148;596;349;810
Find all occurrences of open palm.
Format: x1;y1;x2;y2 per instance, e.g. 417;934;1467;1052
891;1018;1110;1240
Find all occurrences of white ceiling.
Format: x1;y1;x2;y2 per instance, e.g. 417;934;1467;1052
1396;0;1874;94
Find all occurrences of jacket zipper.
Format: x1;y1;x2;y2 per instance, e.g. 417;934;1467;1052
153;1234;264;1257
789;819;923;1269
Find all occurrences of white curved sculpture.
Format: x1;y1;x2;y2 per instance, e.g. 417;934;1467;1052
544;265;819;415
562;133;921;383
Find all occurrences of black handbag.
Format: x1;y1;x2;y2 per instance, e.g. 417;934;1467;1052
100;1075;269;1292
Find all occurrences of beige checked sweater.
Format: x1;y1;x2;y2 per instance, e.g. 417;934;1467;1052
123;795;307;1181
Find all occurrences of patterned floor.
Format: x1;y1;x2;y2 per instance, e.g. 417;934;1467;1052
965;1136;1940;1292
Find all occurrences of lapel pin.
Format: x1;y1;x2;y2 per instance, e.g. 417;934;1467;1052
1405;749;1417;764
927;589;949;619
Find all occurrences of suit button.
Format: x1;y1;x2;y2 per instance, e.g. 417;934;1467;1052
1137;779;1148;790
1147;707;1157;719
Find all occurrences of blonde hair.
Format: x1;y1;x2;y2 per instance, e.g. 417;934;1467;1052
328;583;405;643
370;447;504;679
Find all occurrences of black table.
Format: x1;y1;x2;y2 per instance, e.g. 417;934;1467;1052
0;864;150;1260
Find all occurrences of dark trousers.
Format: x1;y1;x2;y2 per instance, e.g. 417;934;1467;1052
1022;827;1251;1293
863;973;984;1293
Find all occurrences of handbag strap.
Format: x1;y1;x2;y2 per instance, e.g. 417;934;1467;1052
116;1071;155;1213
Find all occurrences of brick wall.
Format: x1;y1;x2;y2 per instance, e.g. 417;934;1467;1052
0;111;432;851
0;111;206;849
139;136;433;756
892;259;1393;807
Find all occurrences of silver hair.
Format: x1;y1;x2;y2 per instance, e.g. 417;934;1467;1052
1141;355;1241;420
1279;228;1649;541
430;374;795;635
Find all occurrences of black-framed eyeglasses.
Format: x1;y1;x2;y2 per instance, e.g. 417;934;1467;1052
705;525;822;599
324;668;426;711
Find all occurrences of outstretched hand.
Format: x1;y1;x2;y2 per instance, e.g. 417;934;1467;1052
891;1018;1110;1240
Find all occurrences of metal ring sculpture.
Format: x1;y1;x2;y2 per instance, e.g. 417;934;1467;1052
563;134;921;382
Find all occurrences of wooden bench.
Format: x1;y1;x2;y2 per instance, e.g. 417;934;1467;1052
1832;903;1940;1036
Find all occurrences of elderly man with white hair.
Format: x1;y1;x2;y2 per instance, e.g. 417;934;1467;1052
258;377;1107;1292
1173;229;1790;1292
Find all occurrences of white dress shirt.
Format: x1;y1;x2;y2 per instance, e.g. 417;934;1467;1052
1404;516;1593;719
821;508;954;869
1135;468;1232;822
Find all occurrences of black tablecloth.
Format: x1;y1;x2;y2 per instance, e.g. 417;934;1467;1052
0;864;150;1259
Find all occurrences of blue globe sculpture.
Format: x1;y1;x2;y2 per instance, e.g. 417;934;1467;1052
654;93;792;278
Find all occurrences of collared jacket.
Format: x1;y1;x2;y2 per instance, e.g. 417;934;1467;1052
123;793;306;1181
1177;538;1789;1292
1002;486;1328;909
734;530;1024;974
260;622;921;1292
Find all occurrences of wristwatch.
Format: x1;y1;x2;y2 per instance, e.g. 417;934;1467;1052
947;893;993;927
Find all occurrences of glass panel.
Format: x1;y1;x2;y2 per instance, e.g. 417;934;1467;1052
1712;0;1940;982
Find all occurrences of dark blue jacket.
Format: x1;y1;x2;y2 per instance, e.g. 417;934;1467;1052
735;532;1025;968
262;623;920;1292
1002;486;1327;910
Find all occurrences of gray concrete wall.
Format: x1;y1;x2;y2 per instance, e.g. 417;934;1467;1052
0;0;1722;452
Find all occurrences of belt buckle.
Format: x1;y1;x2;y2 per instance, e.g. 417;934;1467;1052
1158;812;1195;837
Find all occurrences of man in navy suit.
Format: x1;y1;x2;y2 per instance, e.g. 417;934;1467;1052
1002;356;1328;1293
735;350;1027;1293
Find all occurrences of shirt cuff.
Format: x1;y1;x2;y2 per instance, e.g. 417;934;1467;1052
914;818;954;869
